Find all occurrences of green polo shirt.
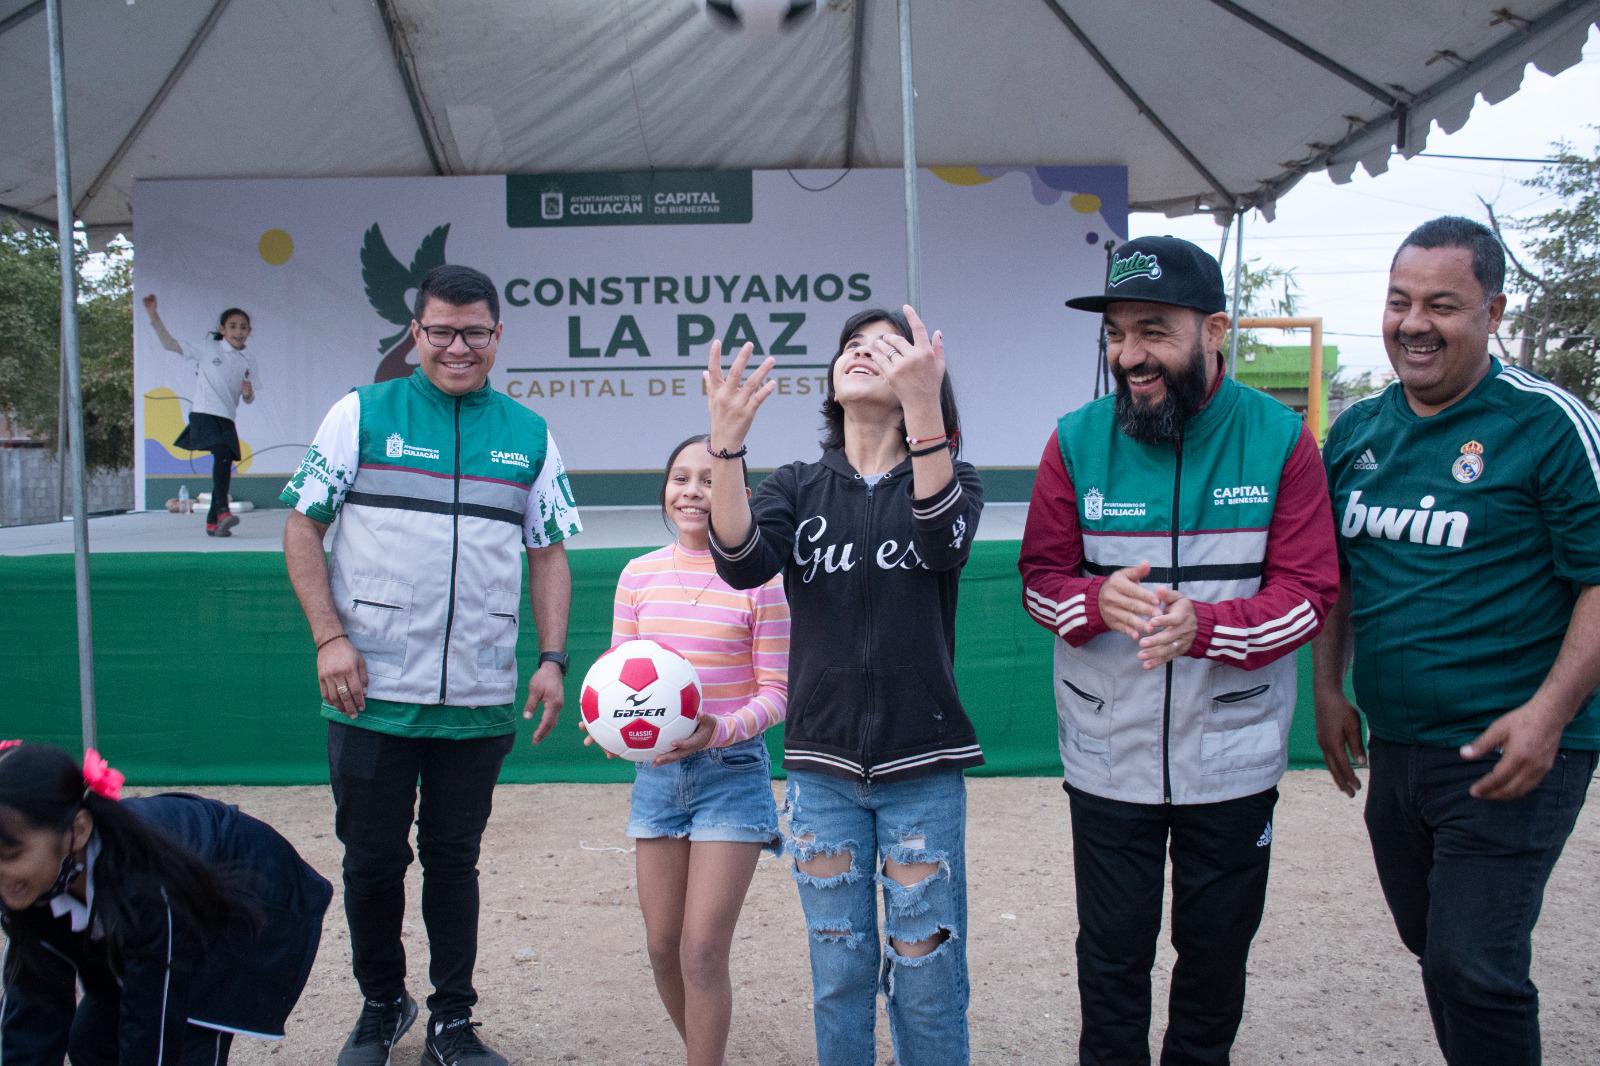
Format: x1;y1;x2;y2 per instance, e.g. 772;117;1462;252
319;698;517;739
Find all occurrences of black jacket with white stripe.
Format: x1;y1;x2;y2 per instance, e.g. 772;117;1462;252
712;448;985;782
0;794;332;1065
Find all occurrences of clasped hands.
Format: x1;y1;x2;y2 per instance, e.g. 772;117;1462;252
1098;561;1197;671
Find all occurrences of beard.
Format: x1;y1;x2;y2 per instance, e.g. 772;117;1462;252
1113;339;1212;445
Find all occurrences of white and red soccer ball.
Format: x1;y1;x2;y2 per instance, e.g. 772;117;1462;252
580;639;703;762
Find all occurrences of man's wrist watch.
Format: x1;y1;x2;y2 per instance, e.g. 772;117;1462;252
538;650;570;676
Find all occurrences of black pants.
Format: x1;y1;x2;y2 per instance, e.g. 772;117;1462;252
206;451;232;524
70;991;233;1064
1365;739;1595;1066
1067;783;1278;1066
328;722;515;1018
174;413;238;524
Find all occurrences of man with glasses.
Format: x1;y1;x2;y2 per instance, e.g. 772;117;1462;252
283;264;581;1065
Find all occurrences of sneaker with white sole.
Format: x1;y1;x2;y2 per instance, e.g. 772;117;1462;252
422;1014;508;1065
337;992;417;1066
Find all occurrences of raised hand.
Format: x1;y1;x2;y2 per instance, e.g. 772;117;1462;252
867;304;945;410
705;340;776;455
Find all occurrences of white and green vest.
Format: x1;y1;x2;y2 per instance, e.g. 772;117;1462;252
1055;377;1303;804
327;372;549;706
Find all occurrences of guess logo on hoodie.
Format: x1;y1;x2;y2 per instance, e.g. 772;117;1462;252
793;515;927;583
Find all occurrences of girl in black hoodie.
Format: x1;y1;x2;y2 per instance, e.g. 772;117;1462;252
706;306;983;1065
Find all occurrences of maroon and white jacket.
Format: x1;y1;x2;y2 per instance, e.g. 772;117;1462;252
1018;376;1339;804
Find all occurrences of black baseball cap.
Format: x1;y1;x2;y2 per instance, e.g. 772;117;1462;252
1066;235;1227;315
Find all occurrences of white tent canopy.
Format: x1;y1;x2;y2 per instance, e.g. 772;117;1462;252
4;0;1598;241
8;0;1598;747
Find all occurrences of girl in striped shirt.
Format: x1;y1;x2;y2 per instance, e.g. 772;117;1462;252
610;433;789;1066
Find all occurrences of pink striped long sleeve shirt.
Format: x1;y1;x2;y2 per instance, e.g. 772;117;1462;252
612;544;789;747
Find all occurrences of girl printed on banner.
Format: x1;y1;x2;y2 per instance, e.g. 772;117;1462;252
705;306;984;1066
0;742;332;1065
590;433;790;1066
142;294;262;537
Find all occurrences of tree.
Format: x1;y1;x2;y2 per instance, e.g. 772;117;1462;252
1232;258;1300;363
1328;368;1382;406
0;222;133;469
1230;256;1380;414
1485;125;1600;408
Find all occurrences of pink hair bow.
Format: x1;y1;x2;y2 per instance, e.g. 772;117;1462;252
0;740;21;751
82;749;125;801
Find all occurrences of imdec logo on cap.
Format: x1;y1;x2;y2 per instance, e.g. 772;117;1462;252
1108;250;1162;287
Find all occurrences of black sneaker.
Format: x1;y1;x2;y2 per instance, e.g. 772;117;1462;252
422;1014;508;1065
337;992;417;1066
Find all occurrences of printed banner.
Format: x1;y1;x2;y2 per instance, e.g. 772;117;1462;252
132;166;1127;508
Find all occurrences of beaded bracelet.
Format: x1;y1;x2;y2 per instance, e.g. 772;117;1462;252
705;441;749;460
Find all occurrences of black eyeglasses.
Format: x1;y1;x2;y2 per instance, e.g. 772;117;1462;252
418;324;496;350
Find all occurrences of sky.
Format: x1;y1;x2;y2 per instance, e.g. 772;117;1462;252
1129;25;1600;378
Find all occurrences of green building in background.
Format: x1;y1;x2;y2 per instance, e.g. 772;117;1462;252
1233;343;1339;441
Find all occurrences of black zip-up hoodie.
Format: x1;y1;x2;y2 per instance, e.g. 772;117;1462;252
711;449;985;781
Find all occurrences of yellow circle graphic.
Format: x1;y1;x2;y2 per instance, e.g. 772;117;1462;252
258;228;294;265
931;166;993;187
1069;193;1102;214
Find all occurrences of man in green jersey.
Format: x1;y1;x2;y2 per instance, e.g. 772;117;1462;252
1314;216;1600;1066
283;264;581;1065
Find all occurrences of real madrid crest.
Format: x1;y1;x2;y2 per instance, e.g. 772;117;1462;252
1451;440;1484;484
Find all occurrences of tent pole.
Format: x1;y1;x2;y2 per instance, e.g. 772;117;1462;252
56;338;67;521
843;0;867;166
1227;206;1245;380
46;0;98;751
0;1;43;39
1038;0;1233;206
77;0;234;215
897;0;920;308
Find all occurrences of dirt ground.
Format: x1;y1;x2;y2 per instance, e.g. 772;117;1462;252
165;772;1597;1063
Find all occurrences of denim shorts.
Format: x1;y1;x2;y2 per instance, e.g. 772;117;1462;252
626;737;780;849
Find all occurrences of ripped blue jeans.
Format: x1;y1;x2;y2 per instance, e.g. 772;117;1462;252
784;768;969;1066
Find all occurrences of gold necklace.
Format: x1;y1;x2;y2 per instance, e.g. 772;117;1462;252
672;543;720;606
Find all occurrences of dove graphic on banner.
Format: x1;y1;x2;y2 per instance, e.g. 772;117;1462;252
361;222;451;382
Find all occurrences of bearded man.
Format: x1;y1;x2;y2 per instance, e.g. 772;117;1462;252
1018;235;1339;1065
